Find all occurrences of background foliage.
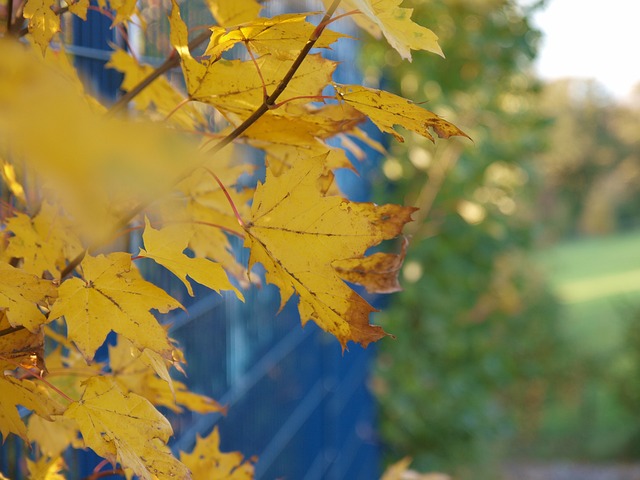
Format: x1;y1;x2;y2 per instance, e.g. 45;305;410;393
363;0;570;475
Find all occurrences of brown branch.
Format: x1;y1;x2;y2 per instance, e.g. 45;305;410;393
6;0;13;34
60;0;343;280
0;324;25;337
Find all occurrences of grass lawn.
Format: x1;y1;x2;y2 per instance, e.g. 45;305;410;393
530;230;640;459
538;231;640;356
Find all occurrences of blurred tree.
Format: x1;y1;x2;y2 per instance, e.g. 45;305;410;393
361;0;568;475
537;79;640;238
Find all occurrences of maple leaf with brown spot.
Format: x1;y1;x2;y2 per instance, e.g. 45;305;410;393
335;83;470;143
244;155;416;349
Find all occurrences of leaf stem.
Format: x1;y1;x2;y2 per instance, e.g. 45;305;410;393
200;167;246;228
164;97;192;121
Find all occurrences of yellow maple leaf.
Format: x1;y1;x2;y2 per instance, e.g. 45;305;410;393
48;253;181;361
28;414;81;458
170;2;336;118
206;13;346;60
26;456;66;480
0;262;56;332
204;0;262;27
110;0;137;25
23;0;60;54
0;312;45;374
244;155;416;348
5;202;83;279
330;0;443;61
109;337;224;414
180;427;255;480
335;84;469;143
139;218;243;300
0;376;56;442
68;0;89;20
64;376;191;480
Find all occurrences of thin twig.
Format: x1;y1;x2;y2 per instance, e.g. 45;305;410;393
6;0;13;34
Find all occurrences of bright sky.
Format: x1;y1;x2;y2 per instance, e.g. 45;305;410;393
528;0;640;101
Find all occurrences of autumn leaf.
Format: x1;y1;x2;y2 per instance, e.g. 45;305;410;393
205;0;262;27
0;312;45;374
333;237;408;294
110;0;138;25
109;337;225;414
156;146;254;284
139;218;243;300
68;0;89;20
329;0;442;60
23;0;59;54
48;253;181;361
335;83;469;143
64;376;191;480
206;13;346;60
180;427;255;480
170;2;336;118
26;456;66;480
0;262;56;332
0;376;57;442
244;155;416;348
28;414;81;458
5;202;84;279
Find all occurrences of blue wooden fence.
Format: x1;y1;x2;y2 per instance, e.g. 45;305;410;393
1;2;383;478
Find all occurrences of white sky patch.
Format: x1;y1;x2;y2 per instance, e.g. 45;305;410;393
525;0;640;101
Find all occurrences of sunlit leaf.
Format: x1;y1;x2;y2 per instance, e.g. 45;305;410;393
205;0;262;27
49;253;181;361
331;0;443;60
181;427;255;480
206;13;346;60
0;376;57;442
23;0;59;54
26;455;66;480
0;262;56;332
335;83;469;143
64;376;191;480
244;155;416;348
139;218;243;300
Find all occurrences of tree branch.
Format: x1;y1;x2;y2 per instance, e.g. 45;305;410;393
6;0;14;34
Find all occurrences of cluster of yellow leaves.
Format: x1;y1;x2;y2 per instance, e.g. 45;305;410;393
0;0;469;478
